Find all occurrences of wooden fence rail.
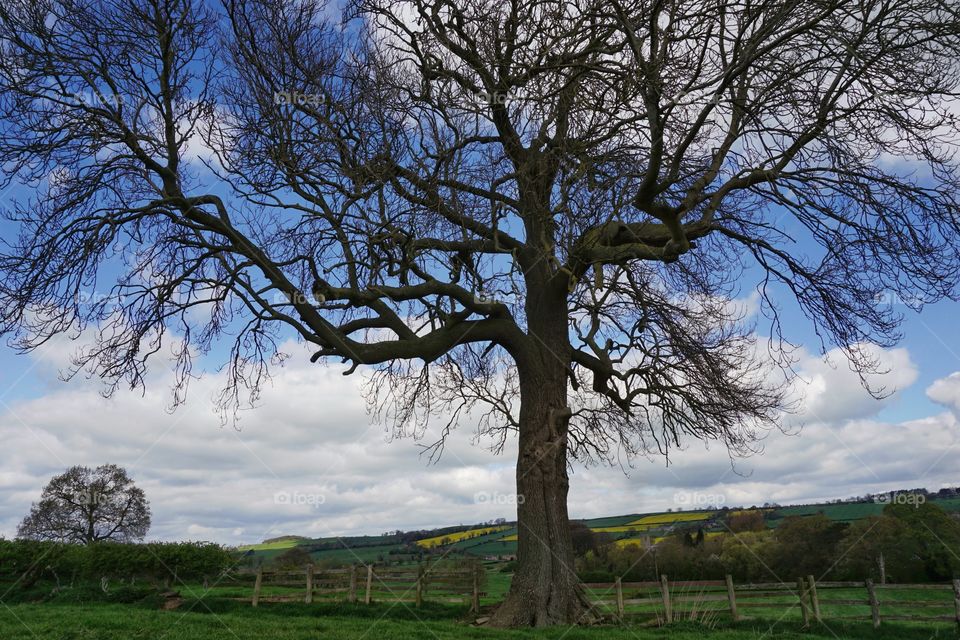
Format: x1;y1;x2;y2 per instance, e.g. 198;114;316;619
583;574;960;627
240;565;958;627
244;563;484;611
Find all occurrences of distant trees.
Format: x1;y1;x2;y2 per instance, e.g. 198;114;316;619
569;522;599;557
768;514;848;578
727;511;766;533
578;502;960;584
17;465;150;545
883;502;960;581
838;516;921;583
273;546;314;570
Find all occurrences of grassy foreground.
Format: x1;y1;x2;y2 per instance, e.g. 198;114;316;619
0;599;957;640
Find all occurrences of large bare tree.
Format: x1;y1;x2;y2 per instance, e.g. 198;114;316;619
1;0;959;626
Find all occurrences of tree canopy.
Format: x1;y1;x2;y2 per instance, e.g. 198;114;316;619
17;464;151;545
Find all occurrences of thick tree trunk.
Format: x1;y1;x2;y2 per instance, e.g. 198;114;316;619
487;338;595;627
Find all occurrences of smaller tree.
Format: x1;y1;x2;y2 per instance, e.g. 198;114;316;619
771;515;849;579
727;511;766;533
272;546;313;570
838;516;922;583
885;501;960;581
569;522;598;558
17;465;150;544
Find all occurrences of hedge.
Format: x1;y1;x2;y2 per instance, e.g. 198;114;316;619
0;539;233;586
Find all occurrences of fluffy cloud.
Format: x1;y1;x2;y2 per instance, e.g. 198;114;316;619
0;339;956;546
927;372;960;417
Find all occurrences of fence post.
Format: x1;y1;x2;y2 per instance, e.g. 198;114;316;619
725;574;738;622
305;564;314;604
364;564;374;604
415;564;423;608
252;567;263;607
952;579;960;627
471;564;481;614
349;564;358;603
865;579;880;629
660;574;672;623
797;577;810;628
806;575;821;622
615;576;624;617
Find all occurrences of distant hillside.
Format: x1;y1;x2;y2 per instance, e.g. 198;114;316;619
236;485;960;567
262;535;309;544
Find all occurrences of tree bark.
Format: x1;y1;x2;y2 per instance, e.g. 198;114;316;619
487;298;595;627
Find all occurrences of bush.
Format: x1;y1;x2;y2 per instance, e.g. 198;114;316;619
0;539;232;586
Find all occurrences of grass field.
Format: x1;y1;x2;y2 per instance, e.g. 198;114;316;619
1;598;955;640
770;503;886;523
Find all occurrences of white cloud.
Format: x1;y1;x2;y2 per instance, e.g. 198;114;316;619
0;340;955;546
927;372;960;417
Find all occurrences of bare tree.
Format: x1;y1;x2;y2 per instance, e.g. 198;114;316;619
17;464;151;544
1;0;959;625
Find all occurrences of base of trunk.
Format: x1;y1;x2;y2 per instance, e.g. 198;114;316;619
485;580;599;627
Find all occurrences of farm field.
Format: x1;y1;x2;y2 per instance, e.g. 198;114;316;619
0;599;953;640
769;503;886;523
233;496;960;566
416;526;510;549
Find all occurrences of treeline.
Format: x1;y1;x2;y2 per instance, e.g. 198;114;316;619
0;540;233;587
579;502;960;583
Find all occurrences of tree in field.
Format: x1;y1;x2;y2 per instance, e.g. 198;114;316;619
17;465;151;544
727;510;766;533
770;514;848;579
273;545;314;570
1;0;960;626
884;501;960;581
838;515;922;583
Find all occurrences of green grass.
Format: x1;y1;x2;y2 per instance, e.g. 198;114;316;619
770;503;886;522
580;514;644;528
236;539;301;551
0;574;956;639
0;599;956;640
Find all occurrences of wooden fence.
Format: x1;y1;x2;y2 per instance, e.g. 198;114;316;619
243;564;484;611
583;575;960;627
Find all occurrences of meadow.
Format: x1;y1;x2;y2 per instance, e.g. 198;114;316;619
1;596;955;640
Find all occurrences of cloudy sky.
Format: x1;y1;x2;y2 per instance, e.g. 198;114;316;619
1;293;959;546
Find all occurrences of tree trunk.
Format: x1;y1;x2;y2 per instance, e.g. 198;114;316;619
487;331;595;627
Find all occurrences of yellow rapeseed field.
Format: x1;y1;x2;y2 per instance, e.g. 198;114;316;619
415;526;509;548
626;511;715;526
589;525;656;533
